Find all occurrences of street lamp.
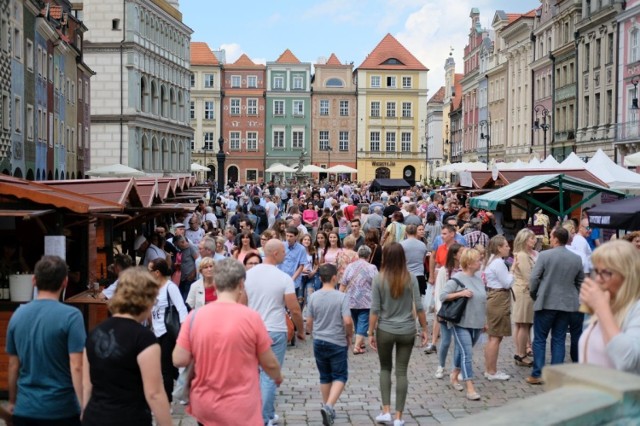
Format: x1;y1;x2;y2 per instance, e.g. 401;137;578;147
533;105;550;158
479;119;490;170
631;76;640;110
324;145;333;168
216;137;225;194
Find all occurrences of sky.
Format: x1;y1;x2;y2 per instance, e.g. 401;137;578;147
181;0;541;97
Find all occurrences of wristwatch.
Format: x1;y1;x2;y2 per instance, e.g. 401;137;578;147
367;330;374;336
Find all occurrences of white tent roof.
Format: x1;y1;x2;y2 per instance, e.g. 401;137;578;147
300;164;326;173
86;163;146;177
326;165;358;173
624;151;640;167
435;162;487;173
585;149;640;190
560;152;587;169
190;163;209;172
541;155;561;168
528;157;542;168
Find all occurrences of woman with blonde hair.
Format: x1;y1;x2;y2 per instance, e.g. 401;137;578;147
186;257;217;310
336;235;359;285
82;268;172;426
579;240;640;374
369;243;428;426
512;228;538;366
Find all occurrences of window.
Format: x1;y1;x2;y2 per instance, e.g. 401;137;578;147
386;76;396;88
595;93;600;125
38;108;45;140
607;33;614;64
190;74;195;87
370;76;381;88
204;101;214;119
48;55;53;81
325;78;343;87
339;131;348;151
2;94;10;130
246;131;257;150
385;132;396;151
370;131;380;151
402;76;412;88
273;130;284;148
190;101;195;119
320;100;329;116
292;130;304;148
230;131;241;150
230;98;240;115
583;96;590;126
606;89;613;123
13;28;21;60
246;170;258;181
386;102;396;118
204;73;214;88
274;76;284;89
247;98;257;115
14;96;21;133
204;132;214;150
370;101;380;117
273;100;284;116
595;39;601;66
190;139;194;150
402;102;412;118
293;76;303;90
0;19;8;52
401;132;411;152
247;75;257;88
631;29;640;63
26;39;33;71
231;75;241;88
319;130;329;151
26;104;33;140
78;78;82;101
293;100;304;116
584;43;590;71
339;100;349;116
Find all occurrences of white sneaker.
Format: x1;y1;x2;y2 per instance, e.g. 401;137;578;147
375;412;392;424
458;373;463;381
271;414;279;424
435;366;445;379
394;420;405;426
484;371;511;381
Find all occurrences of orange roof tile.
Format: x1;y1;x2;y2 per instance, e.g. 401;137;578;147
358;33;428;71
428;86;445;104
326;53;341;65
49;5;63;19
506;13;520;23
505;9;537;28
276;49;301;64
224;54;265;69
190;42;219;66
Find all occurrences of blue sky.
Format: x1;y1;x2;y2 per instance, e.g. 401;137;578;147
181;0;541;96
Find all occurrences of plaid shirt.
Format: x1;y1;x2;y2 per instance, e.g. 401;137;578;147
464;230;489;248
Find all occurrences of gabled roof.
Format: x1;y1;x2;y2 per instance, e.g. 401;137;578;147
326;53;341;65
224;53;265;70
504;9;537;30
276;49;301;64
191;42;219;66
358;33;428;71
428;86;445;104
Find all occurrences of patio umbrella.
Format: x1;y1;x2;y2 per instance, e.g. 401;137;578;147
300;164;326;173
190;163;209;172
326;165;358;173
265;163;297;173
86;163;146;177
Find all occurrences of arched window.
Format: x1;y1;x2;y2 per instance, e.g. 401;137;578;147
178;91;184;122
171;140;178;170
160;85;167;117
169;88;176;119
631;28;640;63
179;140;185;171
152;137;159;170
325;78;344;87
151;81;158;115
140;76;148;112
141;135;150;170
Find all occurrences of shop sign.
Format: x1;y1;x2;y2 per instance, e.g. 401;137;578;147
372;161;395;167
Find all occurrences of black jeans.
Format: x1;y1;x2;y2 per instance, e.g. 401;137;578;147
13;415;81;426
158;332;178;402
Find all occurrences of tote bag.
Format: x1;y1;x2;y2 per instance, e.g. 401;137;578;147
437;278;468;323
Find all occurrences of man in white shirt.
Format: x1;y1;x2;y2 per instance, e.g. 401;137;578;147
243;240;304;426
570;218;593;273
265;195;279;228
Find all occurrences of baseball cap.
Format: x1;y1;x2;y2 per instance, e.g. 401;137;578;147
134;235;147;250
174;223;185;229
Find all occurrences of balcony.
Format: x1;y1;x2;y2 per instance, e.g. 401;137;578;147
615;121;640;142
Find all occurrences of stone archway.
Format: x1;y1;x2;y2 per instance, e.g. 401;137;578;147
227;165;238;184
403;165;416;185
375;167;390;179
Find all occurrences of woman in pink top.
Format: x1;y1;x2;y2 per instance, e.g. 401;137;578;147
173;258;283;425
302;202;319;236
233;230;258;264
323;231;343;265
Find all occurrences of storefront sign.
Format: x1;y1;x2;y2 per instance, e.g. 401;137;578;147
372;161;395;167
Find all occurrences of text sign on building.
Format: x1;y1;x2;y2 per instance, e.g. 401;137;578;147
372;161;396;167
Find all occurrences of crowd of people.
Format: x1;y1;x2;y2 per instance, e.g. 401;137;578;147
4;179;640;426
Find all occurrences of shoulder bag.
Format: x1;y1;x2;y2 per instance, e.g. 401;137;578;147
437;278;468;323
164;285;181;338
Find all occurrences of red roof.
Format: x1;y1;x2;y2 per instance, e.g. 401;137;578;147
276;49;301;64
326;53;341;65
505;9;537;29
428;86;445;103
224;53;265;70
358;33;428;71
191;42;219;66
43;179;143;207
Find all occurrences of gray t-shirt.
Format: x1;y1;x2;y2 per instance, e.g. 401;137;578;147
439;271;486;329
371;274;423;335
307;289;350;347
365;213;383;231
400;238;427;276
404;214;423;226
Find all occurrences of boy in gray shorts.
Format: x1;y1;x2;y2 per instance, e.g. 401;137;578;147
306;264;354;426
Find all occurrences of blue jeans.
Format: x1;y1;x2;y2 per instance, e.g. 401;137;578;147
438;320;458;369
260;331;287;425
351;308;370;337
451;326;481;381
313;339;349;383
532;310;571;378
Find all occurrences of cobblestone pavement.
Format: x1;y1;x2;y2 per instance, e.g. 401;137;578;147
171;325;553;425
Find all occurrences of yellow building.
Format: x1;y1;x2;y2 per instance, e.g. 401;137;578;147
356;34;429;184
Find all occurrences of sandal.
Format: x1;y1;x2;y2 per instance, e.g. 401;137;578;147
466;392;481;401
526;348;533;357
353;346;365;355
514;354;533;367
450;373;464;391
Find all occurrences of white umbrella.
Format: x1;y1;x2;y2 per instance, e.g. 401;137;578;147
326;165;358;173
190;163;209;172
265;163;297;173
300;164;326;173
86;163;145;177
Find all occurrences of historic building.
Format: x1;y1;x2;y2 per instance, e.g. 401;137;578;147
575;0;623;160
460;8;487;162
355;33;429;183
264;49;312;180
425;86;444;181
189;41;220;180
617;0;640;162
440;52;457;167
478;35;492;165
310;53;356;181
81;0;193;175
221;53;266;184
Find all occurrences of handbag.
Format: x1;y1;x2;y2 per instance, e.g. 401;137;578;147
172;309;198;404
437;278;468;323
164;285;181;338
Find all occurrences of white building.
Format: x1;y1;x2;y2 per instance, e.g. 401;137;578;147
426;87;444;181
79;0;193;174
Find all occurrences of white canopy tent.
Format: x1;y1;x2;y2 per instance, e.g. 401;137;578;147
585;149;640;190
265;163;297;173
623;151;640;167
300;164;326;173
190;163;209;172
326;165;358;173
86;163;146;177
435;162;487;173
560;152;587;169
541;155;561;168
528;157;542;168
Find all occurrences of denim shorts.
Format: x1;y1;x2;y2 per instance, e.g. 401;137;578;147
350;308;370;337
313;339;348;384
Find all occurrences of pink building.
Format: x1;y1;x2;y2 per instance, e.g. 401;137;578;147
617;0;640;162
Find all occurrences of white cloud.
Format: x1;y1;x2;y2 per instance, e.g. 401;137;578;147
220;43;243;63
396;1;473;98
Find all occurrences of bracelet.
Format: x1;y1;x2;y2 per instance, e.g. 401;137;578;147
367;330;374;336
